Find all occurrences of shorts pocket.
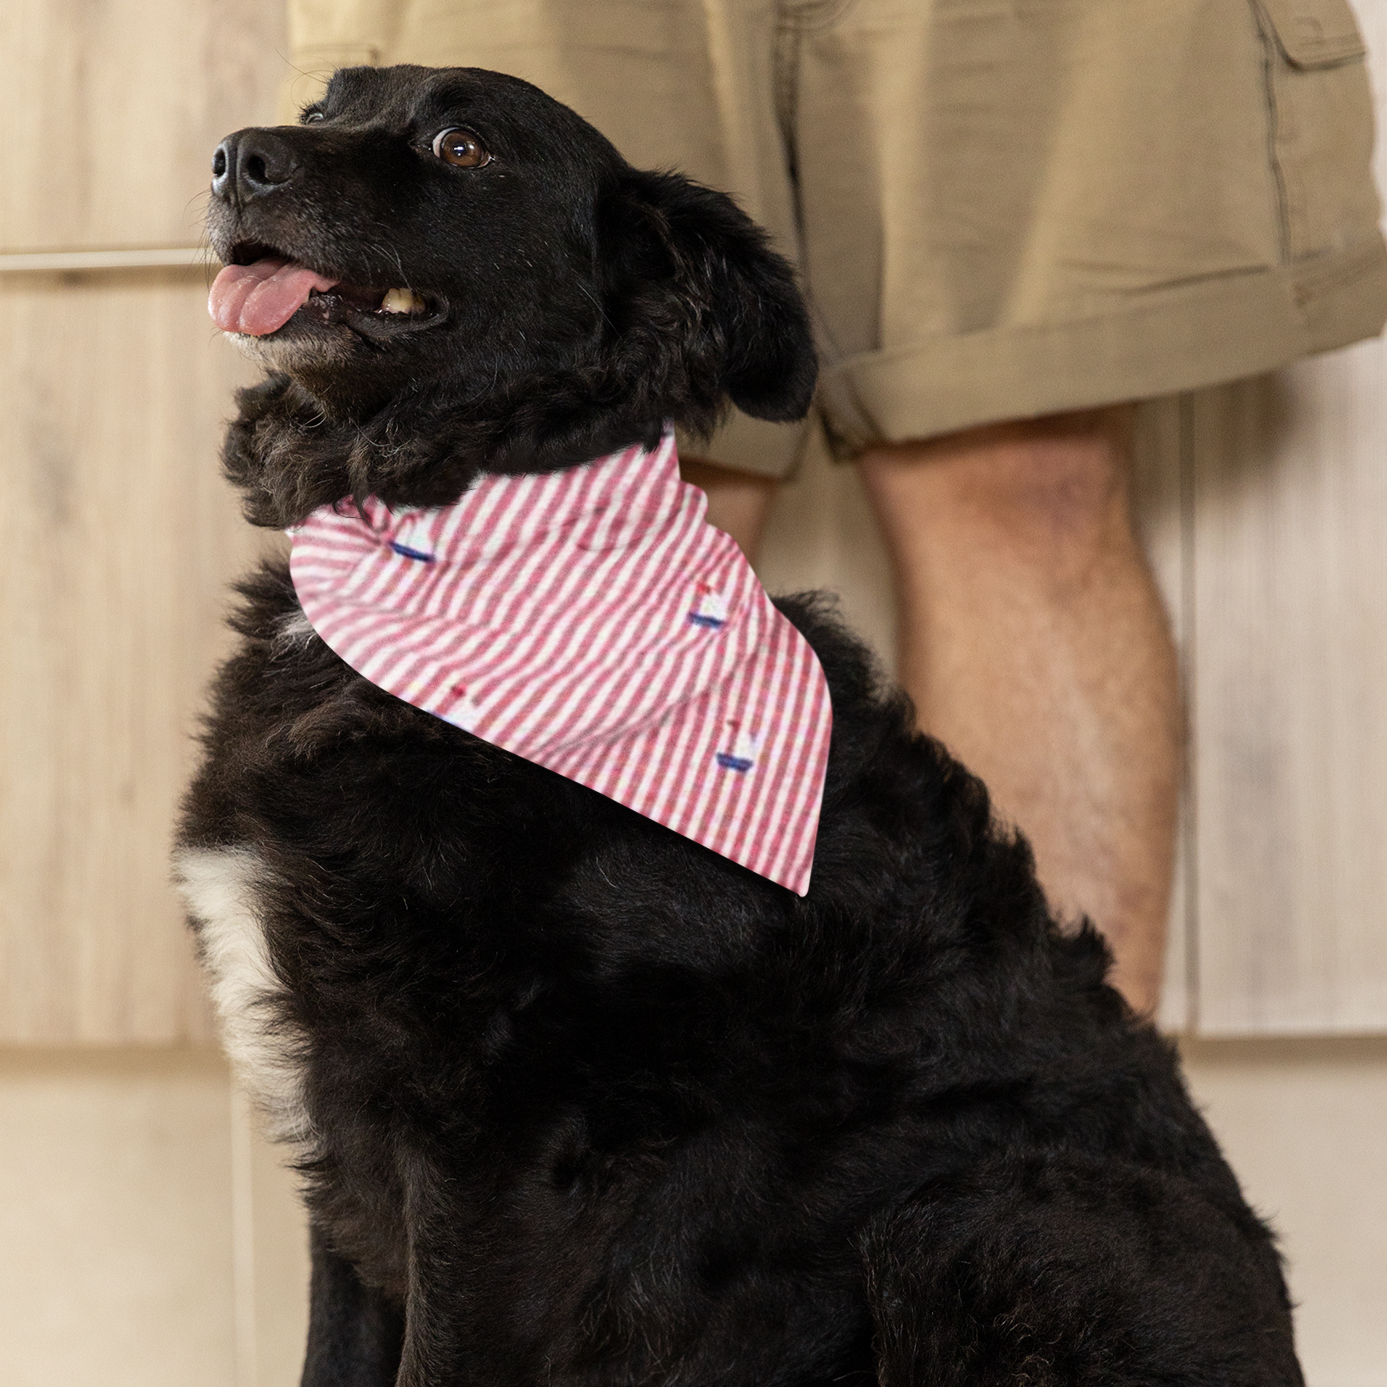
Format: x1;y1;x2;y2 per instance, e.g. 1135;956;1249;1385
1254;0;1380;266
1257;0;1367;68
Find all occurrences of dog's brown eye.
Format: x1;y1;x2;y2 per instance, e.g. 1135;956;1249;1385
432;128;490;168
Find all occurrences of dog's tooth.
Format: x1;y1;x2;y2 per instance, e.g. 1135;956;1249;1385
382;287;424;314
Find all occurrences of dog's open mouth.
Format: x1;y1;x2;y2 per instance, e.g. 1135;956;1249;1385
209;243;444;340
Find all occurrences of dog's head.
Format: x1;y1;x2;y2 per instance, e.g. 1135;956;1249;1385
207;65;816;525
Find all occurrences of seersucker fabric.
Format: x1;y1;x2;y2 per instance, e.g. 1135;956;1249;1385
288;431;832;894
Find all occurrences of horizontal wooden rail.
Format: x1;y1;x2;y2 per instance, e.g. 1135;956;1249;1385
0;247;213;273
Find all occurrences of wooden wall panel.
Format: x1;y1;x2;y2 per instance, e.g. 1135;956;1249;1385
1189;359;1387;1034
4;0;1384;1047
1180;0;1387;1035
0;0;286;1043
0;271;263;1042
0;0;286;252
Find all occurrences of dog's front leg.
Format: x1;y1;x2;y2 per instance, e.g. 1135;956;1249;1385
302;1223;406;1387
391;1147;480;1387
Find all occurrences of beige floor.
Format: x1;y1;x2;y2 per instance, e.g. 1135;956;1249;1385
0;1040;1382;1387
1181;1038;1387;1387
0;1049;239;1387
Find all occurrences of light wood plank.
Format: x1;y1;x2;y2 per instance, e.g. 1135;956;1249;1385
0;270;263;1042
0;248;211;274
1176;0;1387;1035
0;0;286;253
0;0;287;1042
1190;359;1387;1034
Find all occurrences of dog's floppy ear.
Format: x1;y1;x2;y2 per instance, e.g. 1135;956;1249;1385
600;169;818;427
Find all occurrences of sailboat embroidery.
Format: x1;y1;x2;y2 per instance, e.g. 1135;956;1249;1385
715;721;760;773
441;683;483;732
688;582;729;629
389;512;437;563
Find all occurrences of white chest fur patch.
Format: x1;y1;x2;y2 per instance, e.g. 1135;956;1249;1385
173;846;311;1146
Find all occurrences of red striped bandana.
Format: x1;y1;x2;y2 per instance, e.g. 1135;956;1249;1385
288;431;832;894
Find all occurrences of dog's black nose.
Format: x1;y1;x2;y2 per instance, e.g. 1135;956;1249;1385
211;129;299;204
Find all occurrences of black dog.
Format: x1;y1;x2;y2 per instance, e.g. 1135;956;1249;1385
176;64;1302;1387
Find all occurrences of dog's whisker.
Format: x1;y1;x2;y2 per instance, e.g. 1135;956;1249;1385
576;281;616;332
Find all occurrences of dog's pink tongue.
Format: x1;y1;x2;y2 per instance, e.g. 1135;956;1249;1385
209;258;339;335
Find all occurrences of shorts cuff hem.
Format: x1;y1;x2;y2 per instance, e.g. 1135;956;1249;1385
819;239;1387;448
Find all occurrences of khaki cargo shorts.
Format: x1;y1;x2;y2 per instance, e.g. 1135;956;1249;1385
287;0;1387;477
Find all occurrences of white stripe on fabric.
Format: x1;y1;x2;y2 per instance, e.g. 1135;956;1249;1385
289;432;831;895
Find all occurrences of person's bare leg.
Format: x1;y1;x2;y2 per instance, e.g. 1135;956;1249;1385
680;457;777;559
857;409;1180;1015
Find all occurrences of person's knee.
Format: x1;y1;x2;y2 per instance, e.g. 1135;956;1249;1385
931;413;1131;554
862;409;1137;580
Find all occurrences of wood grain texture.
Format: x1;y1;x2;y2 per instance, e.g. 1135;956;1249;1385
6;0;1383;1050
0;0;286;253
1176;0;1387;1035
1189;360;1387;1034
0;271;264;1042
0;0;286;1043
